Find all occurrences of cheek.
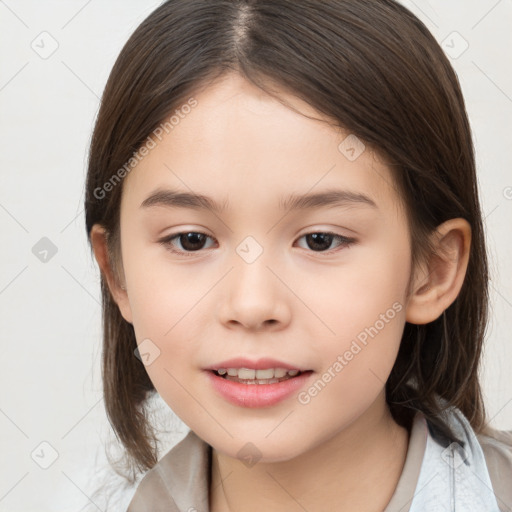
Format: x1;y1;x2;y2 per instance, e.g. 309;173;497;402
125;268;207;422
295;274;407;441
121;233;196;334
308;236;410;343
303;236;410;394
121;239;217;407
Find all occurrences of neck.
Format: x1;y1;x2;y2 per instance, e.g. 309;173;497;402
209;393;410;512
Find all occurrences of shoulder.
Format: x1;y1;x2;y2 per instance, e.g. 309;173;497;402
126;429;211;512
126;466;178;512
477;426;512;512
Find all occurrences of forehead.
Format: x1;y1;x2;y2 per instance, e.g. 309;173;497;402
121;73;402;216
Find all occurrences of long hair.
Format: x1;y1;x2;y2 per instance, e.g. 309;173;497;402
84;0;489;482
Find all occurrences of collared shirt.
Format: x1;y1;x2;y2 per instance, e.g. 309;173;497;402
126;409;512;511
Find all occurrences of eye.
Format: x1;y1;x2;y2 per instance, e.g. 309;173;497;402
158;231;216;256
295;232;355;253
158;230;355;257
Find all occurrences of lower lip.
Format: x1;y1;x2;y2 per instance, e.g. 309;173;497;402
206;370;313;408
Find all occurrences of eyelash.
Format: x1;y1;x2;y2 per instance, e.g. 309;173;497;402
157;230;356;257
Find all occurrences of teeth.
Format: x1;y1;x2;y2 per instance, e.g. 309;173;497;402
238;368;256;379
216;367;301;379
255;368;274;379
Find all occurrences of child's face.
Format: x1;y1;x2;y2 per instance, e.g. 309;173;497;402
117;72;413;461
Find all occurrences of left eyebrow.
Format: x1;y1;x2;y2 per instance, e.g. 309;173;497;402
140;187;378;213
279;189;378;211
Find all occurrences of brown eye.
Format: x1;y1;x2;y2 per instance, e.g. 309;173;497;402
305;233;334;251
159;231;215;255
177;232;208;251
296;232;355;253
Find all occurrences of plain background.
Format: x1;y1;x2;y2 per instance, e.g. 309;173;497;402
0;0;511;510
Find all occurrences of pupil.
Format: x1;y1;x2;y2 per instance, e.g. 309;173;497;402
181;232;206;251
307;233;332;251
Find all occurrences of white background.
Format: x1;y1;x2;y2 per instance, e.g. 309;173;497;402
0;1;511;510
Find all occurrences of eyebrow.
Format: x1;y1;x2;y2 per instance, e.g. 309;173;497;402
140;188;378;213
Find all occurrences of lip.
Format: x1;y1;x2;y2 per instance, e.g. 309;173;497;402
206;369;314;408
204;357;305;371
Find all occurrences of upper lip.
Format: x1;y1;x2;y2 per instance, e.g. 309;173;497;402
204;357;306;371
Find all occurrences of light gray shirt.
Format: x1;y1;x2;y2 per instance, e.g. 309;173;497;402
127;407;512;511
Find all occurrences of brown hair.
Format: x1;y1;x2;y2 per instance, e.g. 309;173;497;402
85;0;489;482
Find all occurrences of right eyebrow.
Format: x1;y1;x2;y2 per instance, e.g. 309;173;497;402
140;189;229;214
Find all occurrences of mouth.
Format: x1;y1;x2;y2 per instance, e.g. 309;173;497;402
206;365;314;408
211;367;310;385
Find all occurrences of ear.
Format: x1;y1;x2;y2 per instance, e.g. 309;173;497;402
405;218;471;325
90;224;133;324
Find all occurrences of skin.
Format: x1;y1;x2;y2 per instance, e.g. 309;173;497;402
91;72;471;512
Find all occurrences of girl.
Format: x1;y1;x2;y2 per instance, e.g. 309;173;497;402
85;1;512;510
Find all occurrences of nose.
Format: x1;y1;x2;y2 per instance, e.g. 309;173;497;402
217;251;291;332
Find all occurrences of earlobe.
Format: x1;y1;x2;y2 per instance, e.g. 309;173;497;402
90;224;133;324
405;218;471;325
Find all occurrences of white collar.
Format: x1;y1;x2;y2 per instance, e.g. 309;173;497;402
409;405;500;512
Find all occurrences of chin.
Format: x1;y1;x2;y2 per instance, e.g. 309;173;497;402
211;434;313;465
